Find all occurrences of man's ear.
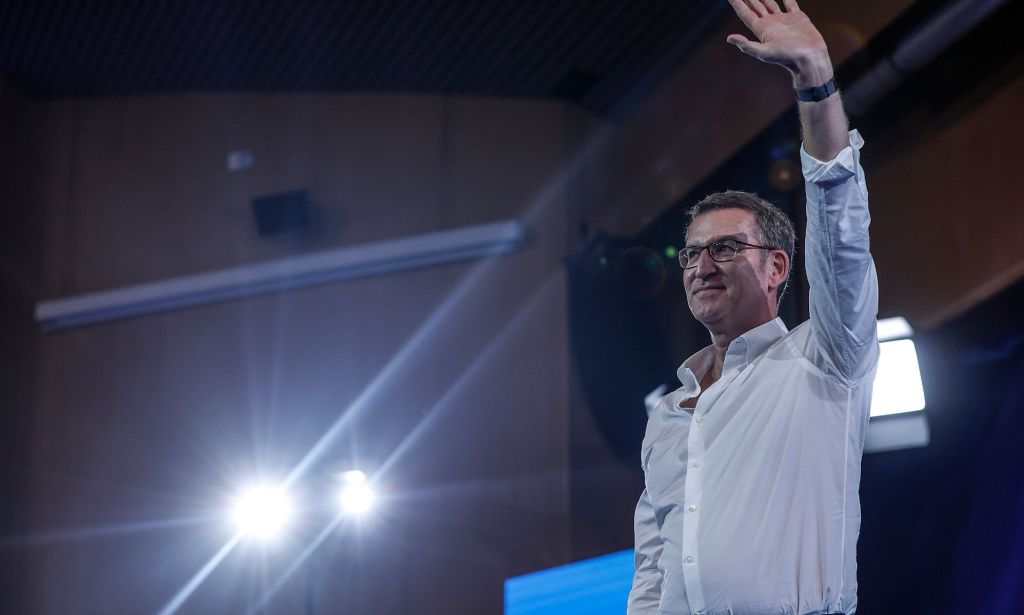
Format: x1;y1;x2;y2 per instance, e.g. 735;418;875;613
767;249;790;293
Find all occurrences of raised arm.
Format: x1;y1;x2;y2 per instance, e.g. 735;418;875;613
726;0;878;383
725;0;848;159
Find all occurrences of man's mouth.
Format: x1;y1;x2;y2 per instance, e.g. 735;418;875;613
693;286;725;295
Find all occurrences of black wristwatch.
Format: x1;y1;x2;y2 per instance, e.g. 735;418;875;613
795;77;838;103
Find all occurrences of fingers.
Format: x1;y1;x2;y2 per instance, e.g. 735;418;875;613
743;0;766;18
726;34;749;48
759;0;783;14
727;0;759;28
782;0;800;12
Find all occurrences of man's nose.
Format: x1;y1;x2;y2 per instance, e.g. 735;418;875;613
694;248;718;278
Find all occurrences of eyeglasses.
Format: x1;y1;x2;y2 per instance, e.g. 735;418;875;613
679;238;776;269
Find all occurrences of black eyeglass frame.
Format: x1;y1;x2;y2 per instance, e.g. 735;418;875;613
678;239;777;269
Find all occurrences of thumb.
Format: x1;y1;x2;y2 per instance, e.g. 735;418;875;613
726;34;769;60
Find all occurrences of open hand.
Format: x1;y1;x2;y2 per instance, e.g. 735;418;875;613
726;0;832;88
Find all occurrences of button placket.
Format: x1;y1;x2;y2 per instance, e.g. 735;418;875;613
681;403;707;612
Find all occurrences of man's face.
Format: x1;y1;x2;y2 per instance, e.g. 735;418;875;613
683;208;776;330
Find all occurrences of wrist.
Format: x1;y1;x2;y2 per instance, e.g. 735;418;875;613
790;50;833;89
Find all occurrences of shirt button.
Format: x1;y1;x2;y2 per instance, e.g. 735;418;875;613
685;555;694;563
688;504;697;512
695;416;704;424
692;461;701;468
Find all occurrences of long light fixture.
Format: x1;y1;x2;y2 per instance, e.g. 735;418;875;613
35;219;524;331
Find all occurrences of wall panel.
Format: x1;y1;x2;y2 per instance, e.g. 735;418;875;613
23;93;573;614
870;74;1024;327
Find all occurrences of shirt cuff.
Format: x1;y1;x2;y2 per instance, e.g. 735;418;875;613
800;129;864;184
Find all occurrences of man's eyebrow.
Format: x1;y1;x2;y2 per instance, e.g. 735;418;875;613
684;233;747;247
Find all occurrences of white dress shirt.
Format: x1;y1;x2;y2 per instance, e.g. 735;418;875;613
628;130;879;615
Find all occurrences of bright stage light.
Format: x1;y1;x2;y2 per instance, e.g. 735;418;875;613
876;316;914;342
871;338;926;417
865;317;929;453
339;470;374;515
231;486;293;539
871;318;927;417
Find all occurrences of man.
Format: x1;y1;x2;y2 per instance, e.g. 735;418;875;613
628;1;878;614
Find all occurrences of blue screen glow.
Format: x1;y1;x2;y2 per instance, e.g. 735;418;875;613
504;549;634;614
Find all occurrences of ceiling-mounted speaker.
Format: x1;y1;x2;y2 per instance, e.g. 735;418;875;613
252;189;311;236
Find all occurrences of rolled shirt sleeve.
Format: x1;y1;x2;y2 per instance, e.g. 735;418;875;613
801;129;880;385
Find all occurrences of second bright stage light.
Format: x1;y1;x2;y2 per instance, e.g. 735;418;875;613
339;470;374;515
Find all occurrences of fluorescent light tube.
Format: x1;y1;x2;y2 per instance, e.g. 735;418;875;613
36;219;524;331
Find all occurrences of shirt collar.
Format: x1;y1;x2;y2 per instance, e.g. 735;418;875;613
677;317;788;383
735;317;788;363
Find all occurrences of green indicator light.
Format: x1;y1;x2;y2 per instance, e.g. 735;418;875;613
664;246;678;259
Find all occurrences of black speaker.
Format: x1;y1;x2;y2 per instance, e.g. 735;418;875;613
251;189;311;237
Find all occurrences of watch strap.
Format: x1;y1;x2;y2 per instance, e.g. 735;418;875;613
795;77;838;102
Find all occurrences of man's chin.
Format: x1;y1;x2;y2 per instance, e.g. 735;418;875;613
688;300;724;325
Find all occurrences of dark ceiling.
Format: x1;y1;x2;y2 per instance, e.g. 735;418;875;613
0;0;728;119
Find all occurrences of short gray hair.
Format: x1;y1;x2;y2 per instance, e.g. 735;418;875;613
686;190;796;304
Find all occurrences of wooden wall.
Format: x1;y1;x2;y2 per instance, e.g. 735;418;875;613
0;80;47;613
14;92;577;614
870;73;1024;328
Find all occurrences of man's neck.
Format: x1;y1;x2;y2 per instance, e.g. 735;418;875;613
705;314;775;382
